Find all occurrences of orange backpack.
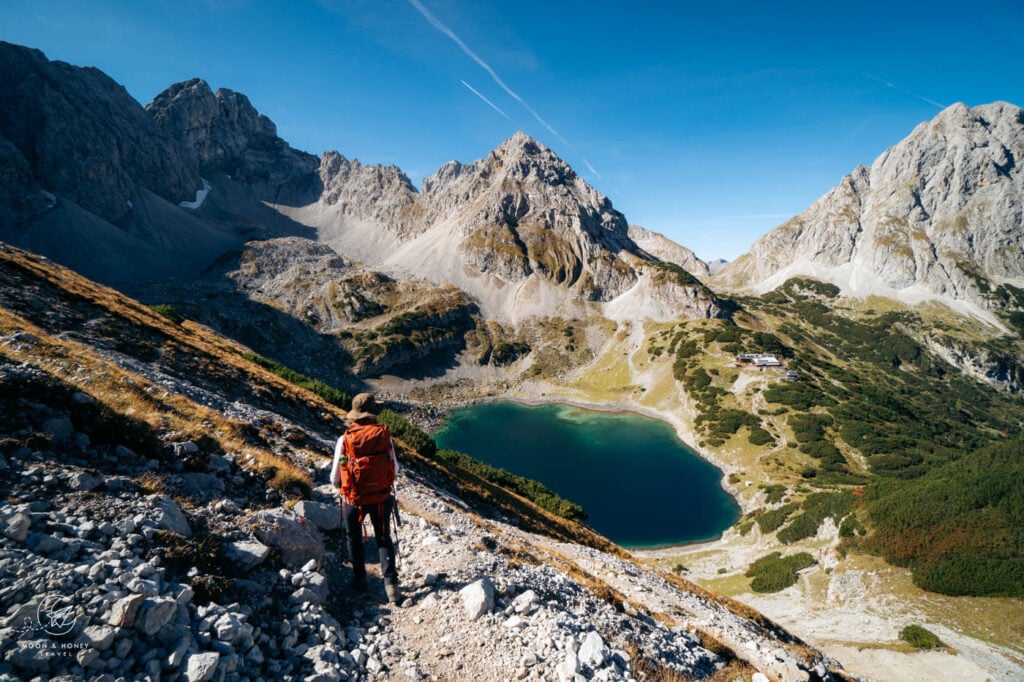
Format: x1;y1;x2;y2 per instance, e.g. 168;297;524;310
340;422;395;506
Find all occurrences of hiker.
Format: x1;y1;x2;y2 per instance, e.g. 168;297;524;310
330;393;402;604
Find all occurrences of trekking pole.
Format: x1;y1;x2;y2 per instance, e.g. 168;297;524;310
390;486;402;570
339;494;352;564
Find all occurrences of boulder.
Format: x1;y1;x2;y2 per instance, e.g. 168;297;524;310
75;624;117;651
578;631;607;668
68;471;102;492
184;651;220;682
26;532;64;554
177;472;225;502
136;597;178;637
42;416;74;443
150;494;192;536
224;540;271;570
459;577;495;621
512;589;540;614
293;500;341;531
250;508;324;568
2;512;31;541
107;594;146;628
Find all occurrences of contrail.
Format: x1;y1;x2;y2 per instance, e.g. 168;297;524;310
460;80;519;126
582;157;601;178
408;0;572;148
863;73;945;109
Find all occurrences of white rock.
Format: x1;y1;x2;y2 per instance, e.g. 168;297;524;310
512;589;540;613
2;512;31;541
184;651;220;682
459;577;495;621
136;597;177;636
752;674;770;682
150;494;191;537
107;594;145;627
578;631;607;668
224;540;271;569
75;625;117;651
295;500;342;531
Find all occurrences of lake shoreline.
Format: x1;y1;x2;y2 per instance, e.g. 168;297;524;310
431;395;743;551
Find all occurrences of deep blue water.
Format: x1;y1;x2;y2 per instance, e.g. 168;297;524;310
433;402;740;548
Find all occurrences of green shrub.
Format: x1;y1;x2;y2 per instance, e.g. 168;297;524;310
748;426;775;446
150;304;185;325
777;491;853;544
378;409;437;457
241;353;351;408
899;625;944;649
745;551;816;592
435;449;586;520
755;503;797;533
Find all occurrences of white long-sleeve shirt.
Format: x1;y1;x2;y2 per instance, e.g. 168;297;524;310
330;429;399;489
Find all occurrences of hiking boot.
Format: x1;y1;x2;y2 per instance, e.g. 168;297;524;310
385;582;402;605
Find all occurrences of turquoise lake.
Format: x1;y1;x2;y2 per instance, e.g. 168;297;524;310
433;402;740;548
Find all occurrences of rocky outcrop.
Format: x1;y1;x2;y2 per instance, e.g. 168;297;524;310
317;151;419;231
146;78;319;204
923;335;1024;393
628;225;711;279
0;42;199;225
717;101;1024;316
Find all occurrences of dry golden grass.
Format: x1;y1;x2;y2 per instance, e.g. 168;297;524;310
0;246;327;498
137;473;168;495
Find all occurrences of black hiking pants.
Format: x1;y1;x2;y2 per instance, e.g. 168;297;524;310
342;495;398;585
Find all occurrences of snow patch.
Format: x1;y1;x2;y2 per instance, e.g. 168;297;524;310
179;179;211;210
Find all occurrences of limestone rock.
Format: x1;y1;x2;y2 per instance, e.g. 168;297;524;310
184;651;220;682
459;577;495;621
107;594;145;628
294;500;341;531
224;539;271;570
578;631;607;668
2;512;31;541
136;598;178;637
250;507;324;568
150;494;192;537
75;624;117;651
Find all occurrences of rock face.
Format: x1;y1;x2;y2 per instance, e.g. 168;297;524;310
628;225;711;279
717;102;1024;318
146;78;319;204
0;41;199;226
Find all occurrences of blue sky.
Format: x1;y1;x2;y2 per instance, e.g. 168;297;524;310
2;0;1022;261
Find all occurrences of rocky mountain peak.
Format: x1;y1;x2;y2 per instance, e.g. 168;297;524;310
0;41;199;225
716;100;1024;321
488;131;578;186
146;78;305;177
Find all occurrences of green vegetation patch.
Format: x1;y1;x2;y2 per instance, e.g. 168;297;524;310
755;503;798;534
150;303;185;325
865;439;1024;598
745;551;817;592
436;449;586;521
777;491;854;544
378;409;437;457
241;352;351;409
899;625;945;650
